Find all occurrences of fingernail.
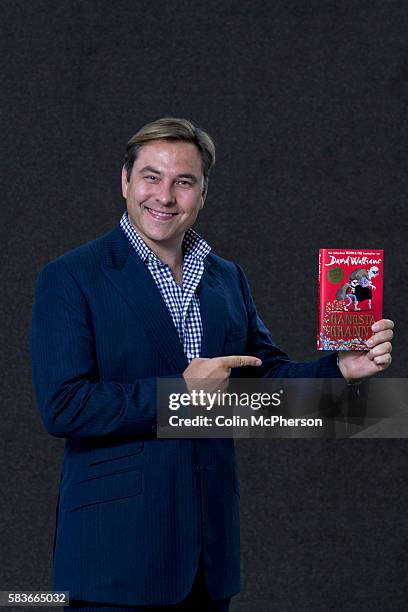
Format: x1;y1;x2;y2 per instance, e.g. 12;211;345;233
372;323;380;332
367;339;373;347
256;359;262;366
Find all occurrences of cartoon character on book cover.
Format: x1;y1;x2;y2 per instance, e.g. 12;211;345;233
317;250;383;351
336;266;380;311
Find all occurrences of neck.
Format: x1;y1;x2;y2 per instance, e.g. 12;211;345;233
127;217;186;282
149;240;184;287
138;230;184;271
150;241;184;271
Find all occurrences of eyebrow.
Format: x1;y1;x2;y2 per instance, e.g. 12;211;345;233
139;166;199;183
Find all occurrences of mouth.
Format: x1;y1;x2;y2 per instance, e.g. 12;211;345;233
144;206;178;221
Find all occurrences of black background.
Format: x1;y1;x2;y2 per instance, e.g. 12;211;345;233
1;1;408;610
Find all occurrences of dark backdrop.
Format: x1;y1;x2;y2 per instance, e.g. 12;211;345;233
1;1;408;610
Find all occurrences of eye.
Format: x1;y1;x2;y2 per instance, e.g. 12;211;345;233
144;175;158;182
177;180;192;187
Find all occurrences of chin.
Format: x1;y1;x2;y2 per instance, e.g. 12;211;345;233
145;230;175;243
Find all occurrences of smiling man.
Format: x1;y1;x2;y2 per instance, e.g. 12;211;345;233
30;118;394;611
121;138;207;287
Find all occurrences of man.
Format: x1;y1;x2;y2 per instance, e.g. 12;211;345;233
30;118;394;611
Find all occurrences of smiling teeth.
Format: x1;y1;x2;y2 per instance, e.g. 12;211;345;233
147;208;175;218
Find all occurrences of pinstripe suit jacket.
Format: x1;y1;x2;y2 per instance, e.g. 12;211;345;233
29;221;341;606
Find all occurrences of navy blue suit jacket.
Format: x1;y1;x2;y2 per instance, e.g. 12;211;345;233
29;221;341;606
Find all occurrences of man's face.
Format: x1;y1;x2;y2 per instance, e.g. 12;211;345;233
121;139;206;250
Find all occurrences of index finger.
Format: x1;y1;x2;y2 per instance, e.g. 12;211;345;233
218;355;262;368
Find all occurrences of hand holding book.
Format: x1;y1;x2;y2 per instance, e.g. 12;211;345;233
337;318;394;381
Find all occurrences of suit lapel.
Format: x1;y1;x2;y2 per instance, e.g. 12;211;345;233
199;258;228;358
101;226;188;373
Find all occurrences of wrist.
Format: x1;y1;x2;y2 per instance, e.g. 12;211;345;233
337;353;363;386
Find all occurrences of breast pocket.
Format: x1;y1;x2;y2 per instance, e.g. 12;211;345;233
67;466;143;513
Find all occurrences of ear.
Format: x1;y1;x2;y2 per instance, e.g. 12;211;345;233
200;179;208;208
121;165;129;198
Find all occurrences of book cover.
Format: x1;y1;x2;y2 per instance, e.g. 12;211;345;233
317;249;383;351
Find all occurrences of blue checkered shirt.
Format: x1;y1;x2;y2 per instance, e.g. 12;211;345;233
120;211;211;361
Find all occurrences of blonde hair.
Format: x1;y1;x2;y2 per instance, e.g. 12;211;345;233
124;118;216;189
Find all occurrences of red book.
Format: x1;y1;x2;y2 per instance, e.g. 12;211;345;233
317;249;383;351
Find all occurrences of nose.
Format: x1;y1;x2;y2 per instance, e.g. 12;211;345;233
155;181;175;207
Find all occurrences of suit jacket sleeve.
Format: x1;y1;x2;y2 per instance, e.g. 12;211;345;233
236;264;343;378
30;260;162;438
